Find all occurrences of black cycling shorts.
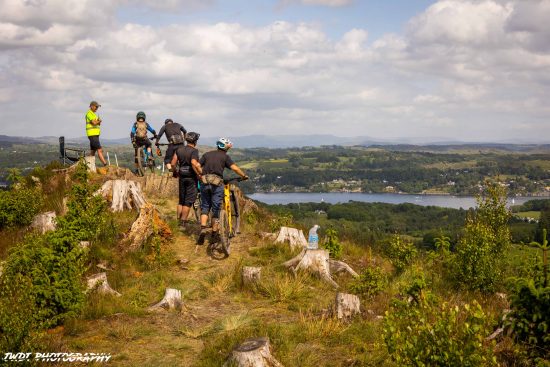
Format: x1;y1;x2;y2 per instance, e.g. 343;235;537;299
164;143;182;165
179;177;198;206
135;137;152;149
88;136;101;150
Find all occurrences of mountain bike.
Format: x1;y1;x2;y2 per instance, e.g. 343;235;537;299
207;177;243;260
135;136;156;176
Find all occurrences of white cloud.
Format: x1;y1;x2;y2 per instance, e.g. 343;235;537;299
0;0;549;142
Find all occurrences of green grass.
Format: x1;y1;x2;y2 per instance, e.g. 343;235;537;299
515;211;541;220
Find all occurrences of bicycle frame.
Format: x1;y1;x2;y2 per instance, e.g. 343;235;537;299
223;183;233;235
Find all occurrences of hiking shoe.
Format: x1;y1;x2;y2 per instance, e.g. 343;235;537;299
197;228;207;246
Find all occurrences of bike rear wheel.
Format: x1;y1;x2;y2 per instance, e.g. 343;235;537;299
136;148;145;177
208;209;230;259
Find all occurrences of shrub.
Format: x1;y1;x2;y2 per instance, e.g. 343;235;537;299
507;232;550;360
322;228;342;258
1;167;107;329
383;234;416;273
0;186;43;229
383;282;497;366
349;266;387;298
0;274;44;357
451;182;511;292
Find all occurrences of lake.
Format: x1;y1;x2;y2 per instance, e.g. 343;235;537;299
249;192;534;209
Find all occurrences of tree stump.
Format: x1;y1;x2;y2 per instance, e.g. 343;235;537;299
283;249;339;288
329;260;359;278
275;227;307;249
96;179;147;212
122;202;172;252
334;293;361;320
79;241;90;249
148;288;183;312
31;211;57;234
86;272;121;297
84;156;96;173
242;266;261;287
224;337;284;367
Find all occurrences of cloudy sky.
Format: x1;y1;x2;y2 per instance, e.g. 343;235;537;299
1;0;549;142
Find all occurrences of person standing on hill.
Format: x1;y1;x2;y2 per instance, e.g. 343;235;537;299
85;101;107;166
197;138;248;245
155;119;187;171
170;132;202;229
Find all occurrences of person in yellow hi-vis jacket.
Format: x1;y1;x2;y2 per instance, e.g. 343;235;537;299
85;100;107;166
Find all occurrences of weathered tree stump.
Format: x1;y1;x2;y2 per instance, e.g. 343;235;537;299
86;272;121;297
283;249;339;288
334;293;361;320
31;211;57;234
275;227;307;249
96;179;147;212
84;156;96;173
122;202;172;252
224;337;284;367
242;266;261;287
329;260;359;278
148;288;183;312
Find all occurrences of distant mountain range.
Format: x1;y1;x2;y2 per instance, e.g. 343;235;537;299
0;134;548;149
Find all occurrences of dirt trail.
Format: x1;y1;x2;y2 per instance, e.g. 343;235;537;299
60;198;273;367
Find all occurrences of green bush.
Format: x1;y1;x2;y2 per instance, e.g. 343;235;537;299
383;234;416;273
507;233;550;360
1;166;107;329
349;266;387;298
383;282;497;367
322;228;342;258
0;274;44;358
508;278;550;360
0;186;43;229
451;183;511;292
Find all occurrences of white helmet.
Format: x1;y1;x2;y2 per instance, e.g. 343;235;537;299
216;137;232;151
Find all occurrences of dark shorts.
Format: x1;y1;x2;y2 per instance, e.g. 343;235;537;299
179;177;198;206
164;143;183;165
135;137;151;149
200;184;224;219
88;136;101;150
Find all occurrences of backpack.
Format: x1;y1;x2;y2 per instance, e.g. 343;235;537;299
136;121;147;139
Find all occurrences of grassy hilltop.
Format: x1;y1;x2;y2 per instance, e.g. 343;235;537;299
0;160;549;366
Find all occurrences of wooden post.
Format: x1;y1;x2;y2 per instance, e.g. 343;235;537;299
334;293;360;320
224;337;284;367
148;288;183;312
242;266;261;287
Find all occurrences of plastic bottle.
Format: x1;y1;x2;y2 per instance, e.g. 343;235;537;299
307;225;320;250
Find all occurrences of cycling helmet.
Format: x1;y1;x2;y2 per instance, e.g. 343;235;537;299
136;111;146;121
185;132;200;144
164;118;173;124
216;137;232;151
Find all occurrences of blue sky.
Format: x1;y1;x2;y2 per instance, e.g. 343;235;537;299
118;1;436;41
1;0;550;142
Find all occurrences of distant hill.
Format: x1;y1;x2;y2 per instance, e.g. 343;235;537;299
0;134;548;150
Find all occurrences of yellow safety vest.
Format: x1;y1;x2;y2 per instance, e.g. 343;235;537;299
85;109;101;136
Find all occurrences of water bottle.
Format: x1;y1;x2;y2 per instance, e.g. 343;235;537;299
307;225;320;250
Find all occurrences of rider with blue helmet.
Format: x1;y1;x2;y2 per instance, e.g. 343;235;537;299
197;137;248;245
